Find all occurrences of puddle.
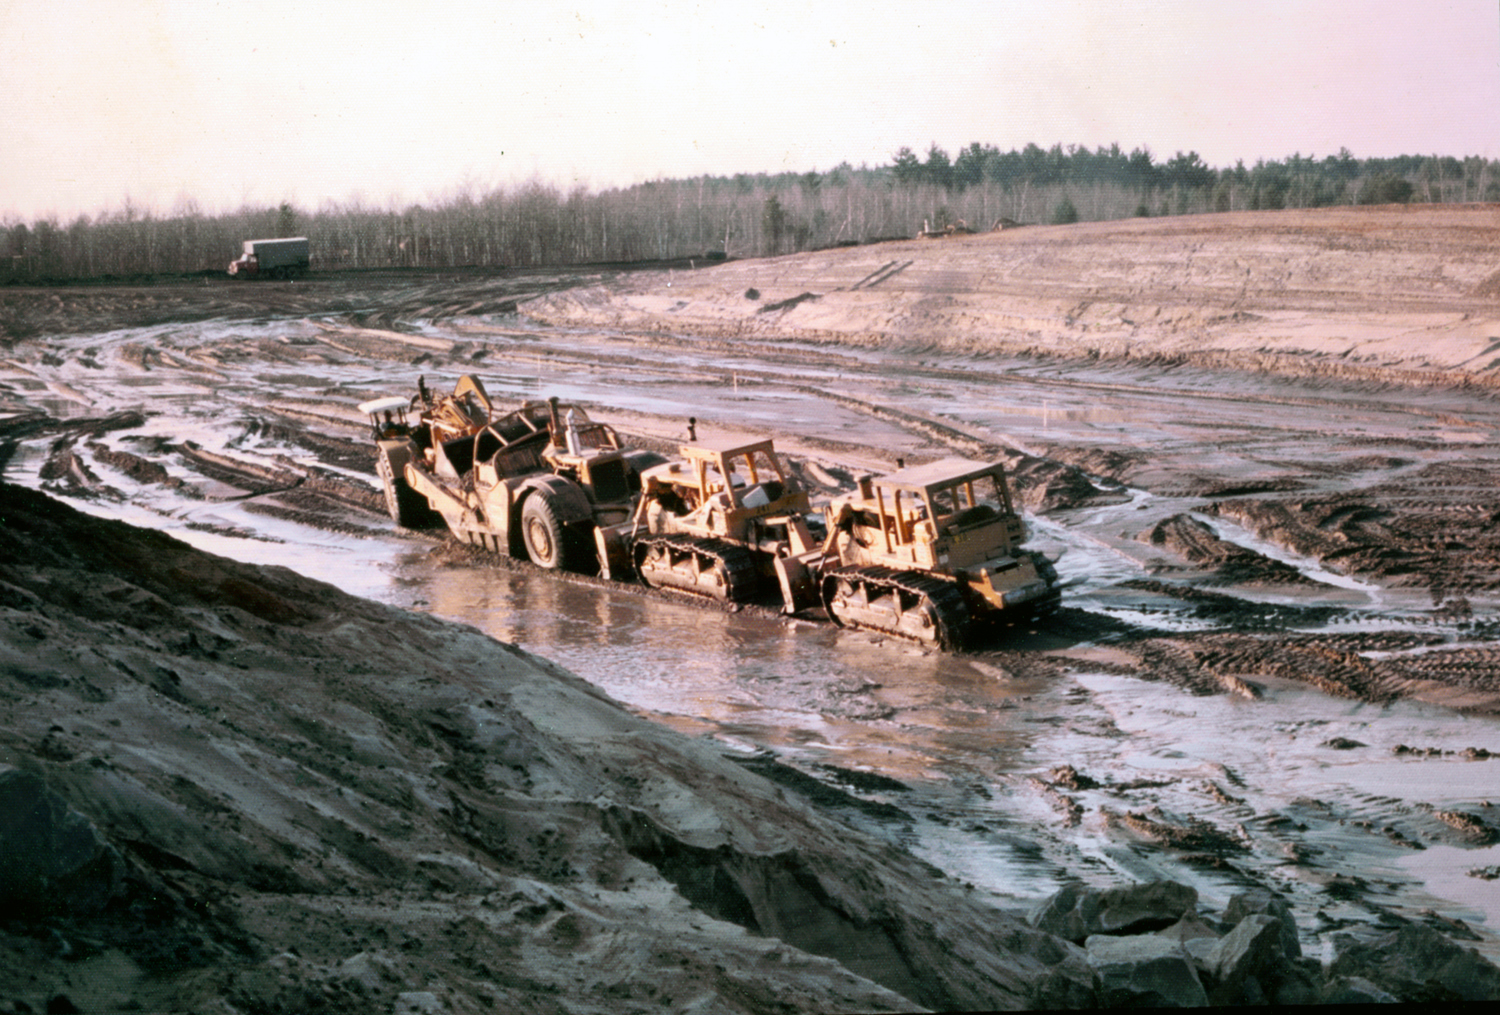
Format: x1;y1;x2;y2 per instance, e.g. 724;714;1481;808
1399;844;1500;933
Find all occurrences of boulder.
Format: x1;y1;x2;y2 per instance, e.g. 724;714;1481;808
1031;879;1199;942
1154;910;1223;965
1320;975;1399;1004
1203;913;1292;1004
0;766;124;918
1085;932;1208;1007
338;951;401;993
1328;923;1500;1001
394;992;445;1014
1223;886;1301;958
1270;958;1323;1006
1155;910;1222;945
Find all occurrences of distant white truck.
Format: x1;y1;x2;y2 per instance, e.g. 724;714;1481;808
227;237;310;279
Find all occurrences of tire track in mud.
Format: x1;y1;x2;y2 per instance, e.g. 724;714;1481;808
1078;616;1500;715
165;319;1500;714
5;402;391;543
8;278;1500;717
1209;484;1500;595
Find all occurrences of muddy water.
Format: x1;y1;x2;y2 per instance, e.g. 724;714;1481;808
369;554;1500;956
4;307;1500;957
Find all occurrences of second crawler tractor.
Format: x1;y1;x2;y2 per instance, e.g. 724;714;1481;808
619;438;822;602
781;457;1061;648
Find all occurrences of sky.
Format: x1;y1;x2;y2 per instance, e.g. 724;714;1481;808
2;0;1497;223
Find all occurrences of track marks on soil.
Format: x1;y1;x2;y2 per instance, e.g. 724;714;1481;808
1097;626;1500;714
1211;477;1500;593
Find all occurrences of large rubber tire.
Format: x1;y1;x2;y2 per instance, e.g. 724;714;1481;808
377;452;436;529
520;492;571;570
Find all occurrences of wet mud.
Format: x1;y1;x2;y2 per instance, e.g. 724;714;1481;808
4;207;1500;1002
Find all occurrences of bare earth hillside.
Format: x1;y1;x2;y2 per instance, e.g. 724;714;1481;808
524;205;1500;386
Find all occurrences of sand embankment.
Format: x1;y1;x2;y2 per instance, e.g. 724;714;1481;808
523;205;1500;385
0;482;1092;1013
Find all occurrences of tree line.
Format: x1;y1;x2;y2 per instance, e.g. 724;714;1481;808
3;144;1495;283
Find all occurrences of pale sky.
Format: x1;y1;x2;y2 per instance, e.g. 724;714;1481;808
3;1;1497;222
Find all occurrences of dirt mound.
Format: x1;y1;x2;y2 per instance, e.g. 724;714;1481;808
1140;514;1319;586
0;482;1094;1013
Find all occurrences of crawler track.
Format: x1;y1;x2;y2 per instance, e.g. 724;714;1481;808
820;565;973;650
632;535;761;603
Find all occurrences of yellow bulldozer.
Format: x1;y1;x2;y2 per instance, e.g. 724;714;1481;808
604;437;822;600
777;457;1061;648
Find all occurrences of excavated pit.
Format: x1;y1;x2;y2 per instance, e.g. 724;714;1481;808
5;207;1500;1008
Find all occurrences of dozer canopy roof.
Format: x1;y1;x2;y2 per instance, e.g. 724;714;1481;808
358;395;411;416
678;437;778;462
873;457;1005;494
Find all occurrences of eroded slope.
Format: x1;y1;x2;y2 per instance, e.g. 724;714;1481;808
0;483;1092;1013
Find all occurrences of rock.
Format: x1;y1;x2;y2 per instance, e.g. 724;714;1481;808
1320;974;1399;1004
1047;763;1098;790
1154;911;1223;965
1321;736;1366;749
0;766;124;918
1329;923;1500;1001
339;951;400;993
1030;879;1199;942
1272;958;1325;1006
1420;907;1484;940
1203;913;1287;1004
394;991;445;1014
1155;910;1222;944
1433;809;1497;844
1085;932;1208;1007
1223;886;1301;958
